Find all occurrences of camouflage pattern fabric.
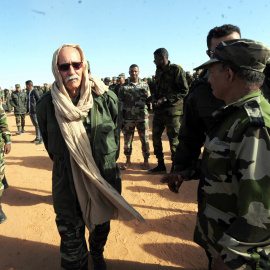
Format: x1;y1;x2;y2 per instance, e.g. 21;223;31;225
152;110;180;161
15;114;26;128
118;79;150;120
153;61;189;115
56;215;110;270
4;91;12;112
0;148;5;198
194;91;270;269
123;119;150;158
0;103;11;148
10;90;28;114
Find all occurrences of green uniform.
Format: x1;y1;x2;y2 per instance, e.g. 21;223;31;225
4;91;12;112
0;103;11;199
109;83;117;93
119;79;151;158
152;61;189;161
10;90;28;128
37;90;121;269
195;91;270;269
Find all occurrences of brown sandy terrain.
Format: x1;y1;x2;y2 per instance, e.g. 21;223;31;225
1;113;208;270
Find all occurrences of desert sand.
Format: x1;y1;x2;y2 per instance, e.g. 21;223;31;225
1;113;208;270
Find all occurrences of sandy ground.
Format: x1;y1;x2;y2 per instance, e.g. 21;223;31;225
1;112;208;270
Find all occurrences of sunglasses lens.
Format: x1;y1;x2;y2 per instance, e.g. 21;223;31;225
58;64;70;71
72;62;83;70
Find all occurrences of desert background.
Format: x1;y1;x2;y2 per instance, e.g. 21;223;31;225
1;113;208;270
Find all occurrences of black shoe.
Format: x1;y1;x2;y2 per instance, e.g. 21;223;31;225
93;256;107;270
3;182;9;189
36;140;43;145
31;138;39;143
147;164;167;174
21;129;25;133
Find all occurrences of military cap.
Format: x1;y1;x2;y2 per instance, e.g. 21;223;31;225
112;76;117;80
118;73;125;78
15;84;20;88
195;39;270;72
44;83;48;85
104;77;111;82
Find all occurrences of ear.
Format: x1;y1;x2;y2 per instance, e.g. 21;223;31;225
206;50;210;58
227;68;235;83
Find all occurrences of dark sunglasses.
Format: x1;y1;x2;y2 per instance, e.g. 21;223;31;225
58;62;83;71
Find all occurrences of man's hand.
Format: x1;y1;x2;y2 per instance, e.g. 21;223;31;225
155;97;166;107
4;143;11;154
213;255;232;270
160;173;184;193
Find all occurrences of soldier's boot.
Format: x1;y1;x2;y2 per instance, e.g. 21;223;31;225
21;126;25;133
16;126;21;135
2;176;9;189
147;159;167;174
170;162;175;173
0;198;7;224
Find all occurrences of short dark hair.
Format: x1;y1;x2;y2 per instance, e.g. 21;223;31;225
220;62;265;88
25;80;33;86
207;24;241;50
129;64;139;70
154;48;168;59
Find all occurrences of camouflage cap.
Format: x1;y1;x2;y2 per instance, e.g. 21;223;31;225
104;77;111;82
44;83;48;85
195;39;270;72
112;76;117;80
118;73;125;78
15;84;20;88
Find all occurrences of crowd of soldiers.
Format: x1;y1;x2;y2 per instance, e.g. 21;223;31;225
1;23;270;270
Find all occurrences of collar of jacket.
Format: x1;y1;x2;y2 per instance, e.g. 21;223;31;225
157;60;171;72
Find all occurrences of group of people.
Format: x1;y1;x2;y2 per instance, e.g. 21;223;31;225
0;22;270;270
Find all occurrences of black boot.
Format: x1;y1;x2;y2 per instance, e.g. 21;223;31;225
21;126;25;133
0;197;7;224
16;126;21;135
147;159;167;174
2;176;9;189
36;139;43;145
31;138;39;143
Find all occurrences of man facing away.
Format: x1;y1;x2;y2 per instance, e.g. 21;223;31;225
148;48;189;174
25;80;43;145
10;84;28;135
36;44;144;270
118;64;151;170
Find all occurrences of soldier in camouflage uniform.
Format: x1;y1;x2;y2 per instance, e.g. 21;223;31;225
109;77;117;93
164;39;270;269
148;48;189;174
104;77;111;86
10;84;28;134
113;73;125;97
118;64;151;170
4;89;12;113
0;102;11;223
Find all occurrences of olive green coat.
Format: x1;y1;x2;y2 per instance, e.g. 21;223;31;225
10;90;28;114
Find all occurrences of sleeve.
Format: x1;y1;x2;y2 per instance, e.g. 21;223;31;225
34;90;40;102
166;66;189;103
118;86;124;121
174;88;206;173
107;93;120;161
10;94;16;107
36;99;52;160
218;125;270;268
0;104;11;143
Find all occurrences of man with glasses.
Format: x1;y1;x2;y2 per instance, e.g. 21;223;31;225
148;48;189;174
36;44;123;270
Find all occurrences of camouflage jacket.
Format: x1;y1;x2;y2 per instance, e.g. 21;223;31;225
109;83;117;92
152;61;189;115
118;79;150;120
194;91;270;269
0;103;11;148
10;90;28;114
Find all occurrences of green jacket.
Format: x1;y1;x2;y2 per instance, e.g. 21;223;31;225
195;91;270;269
0;103;11;148
36;90;121;224
153;61;189;115
10;90;28;114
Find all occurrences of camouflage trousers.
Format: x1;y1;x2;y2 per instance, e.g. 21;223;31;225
123;119;150;159
15;114;26;127
152;112;180;161
56;214;110;270
0;148;5;198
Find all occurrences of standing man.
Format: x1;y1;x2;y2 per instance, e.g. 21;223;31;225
109;76;118;93
163;39;270;269
4;89;12;113
43;83;50;93
10;84;28;134
118;64;151;170
26;80;43;144
148;48;189;174
37;44;143;270
104;77;111;86
0;103;11;223
113;73;125;97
